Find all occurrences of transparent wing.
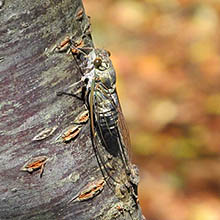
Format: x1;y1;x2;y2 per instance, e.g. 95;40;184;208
88;85;118;184
91;87;131;183
115;90;132;159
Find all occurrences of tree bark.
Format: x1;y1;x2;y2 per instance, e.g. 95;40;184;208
0;0;144;219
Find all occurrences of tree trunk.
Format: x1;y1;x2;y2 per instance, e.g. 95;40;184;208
0;0;144;219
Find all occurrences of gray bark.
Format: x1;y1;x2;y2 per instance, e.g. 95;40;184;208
0;0;144;219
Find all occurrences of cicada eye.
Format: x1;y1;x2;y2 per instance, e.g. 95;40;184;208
107;50;111;57
94;57;102;68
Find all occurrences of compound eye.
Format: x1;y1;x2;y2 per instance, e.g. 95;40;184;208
107;50;111;57
94;57;102;68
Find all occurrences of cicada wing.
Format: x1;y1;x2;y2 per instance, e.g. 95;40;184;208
88;89;120;184
115;90;132;159
93;89;131;181
105;89;131;166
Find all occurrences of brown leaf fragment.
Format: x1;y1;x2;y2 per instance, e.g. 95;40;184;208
20;156;48;178
32;126;58;141
69;178;105;203
75;7;84;21
55;36;71;52
74;110;89;124
62;125;81;142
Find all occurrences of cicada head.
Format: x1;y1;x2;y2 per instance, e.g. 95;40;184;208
93;49;116;90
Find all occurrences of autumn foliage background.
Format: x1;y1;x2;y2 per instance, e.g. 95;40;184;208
84;1;220;219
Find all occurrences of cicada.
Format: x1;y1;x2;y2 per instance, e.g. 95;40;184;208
59;48;132;184
82;49;131;180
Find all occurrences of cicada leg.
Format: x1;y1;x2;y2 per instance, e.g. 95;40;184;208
57;79;85;100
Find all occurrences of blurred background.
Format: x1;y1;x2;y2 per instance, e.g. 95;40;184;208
83;0;220;219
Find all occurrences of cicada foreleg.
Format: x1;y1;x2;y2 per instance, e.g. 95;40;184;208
56;79;86;101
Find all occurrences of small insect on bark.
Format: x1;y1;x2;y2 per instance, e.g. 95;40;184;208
68;178;105;203
20;156;48;178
